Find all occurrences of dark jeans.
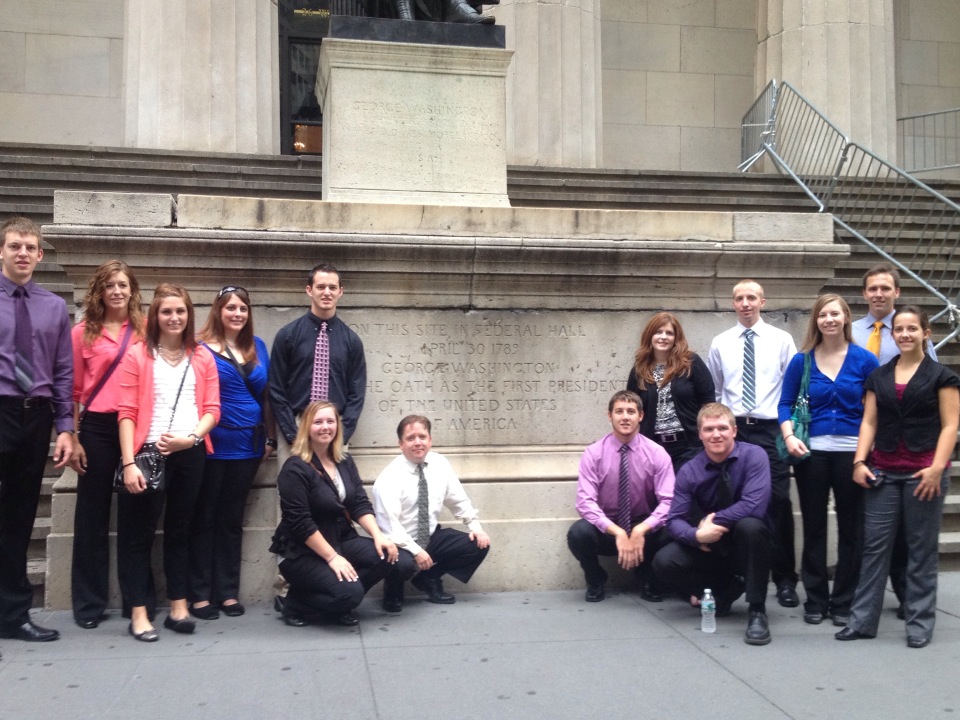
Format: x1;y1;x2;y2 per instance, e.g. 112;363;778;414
566;518;668;588
117;443;205;606
279;532;410;617
0;399;53;626
735;418;797;586
794;449;863;615
653;517;772;605
848;470;948;639
188;456;260;604
71;411;120;623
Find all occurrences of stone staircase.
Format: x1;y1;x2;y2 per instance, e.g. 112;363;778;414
4;143;959;599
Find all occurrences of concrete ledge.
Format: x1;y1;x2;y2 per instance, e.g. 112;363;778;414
53;190;174;227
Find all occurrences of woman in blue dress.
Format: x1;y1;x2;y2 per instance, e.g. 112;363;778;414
188;286;276;619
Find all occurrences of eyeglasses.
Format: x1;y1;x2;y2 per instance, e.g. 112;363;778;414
218;285;248;299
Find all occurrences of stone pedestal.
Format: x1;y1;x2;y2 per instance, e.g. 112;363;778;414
43;191;844;602
758;0;897;158
316;23;513;206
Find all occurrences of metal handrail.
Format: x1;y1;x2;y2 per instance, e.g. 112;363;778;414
897;107;960;174
741;80;960;349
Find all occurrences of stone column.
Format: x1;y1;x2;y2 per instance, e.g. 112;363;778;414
495;0;602;167
757;0;897;159
123;0;279;153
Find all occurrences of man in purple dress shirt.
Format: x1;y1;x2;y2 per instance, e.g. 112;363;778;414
652;402;774;645
567;390;675;603
0;216;74;646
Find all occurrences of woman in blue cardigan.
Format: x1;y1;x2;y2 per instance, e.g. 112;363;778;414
779;294;878;626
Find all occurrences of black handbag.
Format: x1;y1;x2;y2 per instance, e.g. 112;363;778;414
115;354;193;494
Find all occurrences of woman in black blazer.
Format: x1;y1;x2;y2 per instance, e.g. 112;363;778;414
837;307;959;648
270;400;413;627
626;312;716;472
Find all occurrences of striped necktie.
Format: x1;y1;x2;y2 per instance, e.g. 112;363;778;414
416;463;431;545
310;320;329;402
742;328;756;413
617;444;632;534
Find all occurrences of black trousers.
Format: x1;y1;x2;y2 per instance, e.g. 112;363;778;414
414;526;489;585
657;437;702;476
566;518;668;587
793;449;863;615
0;399;53;626
188;456;259;604
71;411;120;623
735;418;797;586
279;532;413;617
116;443;205;606
653;517;772;605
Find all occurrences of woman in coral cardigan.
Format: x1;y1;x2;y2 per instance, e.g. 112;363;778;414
117;283;220;642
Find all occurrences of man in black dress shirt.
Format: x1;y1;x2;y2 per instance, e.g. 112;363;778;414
269;263;367;446
652;403;774;645
0;217;74;647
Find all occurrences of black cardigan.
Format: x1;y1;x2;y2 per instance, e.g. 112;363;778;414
269;454;372;561
627;353;716;442
865;355;960;453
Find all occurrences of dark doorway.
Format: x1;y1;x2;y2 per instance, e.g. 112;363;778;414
279;1;330;155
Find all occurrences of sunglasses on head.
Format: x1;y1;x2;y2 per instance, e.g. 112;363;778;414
218;285;248;299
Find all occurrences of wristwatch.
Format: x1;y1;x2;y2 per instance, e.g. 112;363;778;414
189;433;204;447
265;438;278;449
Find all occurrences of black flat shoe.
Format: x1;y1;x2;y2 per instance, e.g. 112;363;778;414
332;611;359;627
803;610;825;625
834;627;875;641
584;584;605;603
0;620;60;642
283;612;309;627
907;635;930;649
638;582;663;603
776;582;800;608
128;623;159;642
382;595;403;613
76;617;100;629
220;602;245;617
163;615;196;634
189;604;220;620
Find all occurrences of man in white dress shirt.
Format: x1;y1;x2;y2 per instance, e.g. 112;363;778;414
373;415;490;612
706;279;800;608
850;263;937;619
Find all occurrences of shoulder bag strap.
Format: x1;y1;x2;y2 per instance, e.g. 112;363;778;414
223;344;264;409
81;322;135;416
165;353;194;433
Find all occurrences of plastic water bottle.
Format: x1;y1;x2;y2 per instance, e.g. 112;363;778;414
701;588;716;633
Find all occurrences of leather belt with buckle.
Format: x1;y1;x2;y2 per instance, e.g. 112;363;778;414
657;432;681;443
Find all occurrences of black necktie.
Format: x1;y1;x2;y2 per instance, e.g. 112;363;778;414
13;285;34;394
617;444;632;534
714;460;734;510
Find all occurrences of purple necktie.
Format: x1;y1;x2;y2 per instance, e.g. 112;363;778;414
617;444;632;534
13;286;34;394
310;320;329;402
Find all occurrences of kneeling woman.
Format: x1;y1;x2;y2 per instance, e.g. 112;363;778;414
837;306;959;648
270;401;411;627
117;284;220;641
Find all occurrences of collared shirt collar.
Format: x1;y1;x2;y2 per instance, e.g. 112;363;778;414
307;311;337;328
400;452;432;473
736;317;766;336
0;272;33;296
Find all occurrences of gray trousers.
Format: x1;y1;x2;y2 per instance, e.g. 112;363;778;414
847;469;948;640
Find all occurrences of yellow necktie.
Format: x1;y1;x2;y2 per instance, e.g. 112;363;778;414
866;320;883;358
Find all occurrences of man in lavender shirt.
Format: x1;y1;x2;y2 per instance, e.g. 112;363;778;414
566;390;675;603
652;402;773;645
0;216;73;646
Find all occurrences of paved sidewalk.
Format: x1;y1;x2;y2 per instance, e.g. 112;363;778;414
2;576;958;720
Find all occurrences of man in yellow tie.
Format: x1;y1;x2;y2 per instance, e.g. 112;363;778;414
850;263;938;622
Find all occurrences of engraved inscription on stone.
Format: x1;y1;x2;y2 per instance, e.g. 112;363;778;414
348;311;629;447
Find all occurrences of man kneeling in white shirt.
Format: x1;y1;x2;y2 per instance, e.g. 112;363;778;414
373;415;491;612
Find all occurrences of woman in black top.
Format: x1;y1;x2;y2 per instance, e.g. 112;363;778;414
837;307;959;648
270;400;412;627
627;312;715;471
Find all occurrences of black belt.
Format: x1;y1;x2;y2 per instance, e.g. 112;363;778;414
0;396;51;409
736;416;777;426
656;432;683;443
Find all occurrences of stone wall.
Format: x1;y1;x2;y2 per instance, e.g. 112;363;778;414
41;191;842;607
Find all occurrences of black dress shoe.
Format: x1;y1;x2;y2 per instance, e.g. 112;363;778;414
830;612;850;627
907;635;930;649
776;582;800;608
282;611;309;627
189;604;220;620
744;611;771;646
446;0;494;23
638;582;663;603
411;575;456;604
331;611;359;627
584;584;605;603
0;620;60;642
803;610;825;625
128;623;159;642
834;626;875;641
220;602;245;617
76;617;100;629
163;615;196;634
382;594;403;613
